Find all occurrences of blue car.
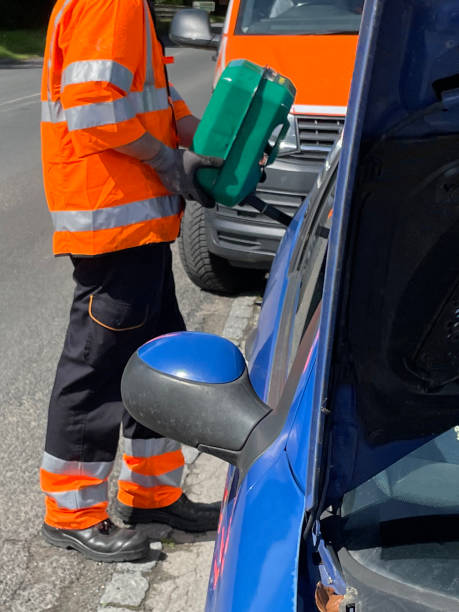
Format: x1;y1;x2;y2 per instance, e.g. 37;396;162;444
121;0;459;609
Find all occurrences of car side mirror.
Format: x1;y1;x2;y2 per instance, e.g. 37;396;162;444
170;9;220;49
121;332;271;466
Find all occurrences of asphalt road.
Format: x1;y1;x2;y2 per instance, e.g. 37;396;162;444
0;47;239;612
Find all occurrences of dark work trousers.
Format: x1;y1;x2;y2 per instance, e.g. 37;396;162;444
44;243;186;464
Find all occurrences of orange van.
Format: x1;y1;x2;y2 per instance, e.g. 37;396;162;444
170;1;362;293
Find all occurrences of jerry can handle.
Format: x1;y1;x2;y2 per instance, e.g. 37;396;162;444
265;119;290;165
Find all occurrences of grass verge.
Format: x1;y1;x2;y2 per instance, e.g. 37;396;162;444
0;29;46;61
0;13;224;61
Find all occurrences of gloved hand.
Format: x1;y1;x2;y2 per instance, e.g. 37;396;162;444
146;144;223;208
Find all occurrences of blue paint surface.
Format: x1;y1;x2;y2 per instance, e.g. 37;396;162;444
138;332;246;384
133;2;459;609
206;426;306;612
247;198;308;401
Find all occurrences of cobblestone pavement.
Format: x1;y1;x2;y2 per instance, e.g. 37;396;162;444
94;295;259;612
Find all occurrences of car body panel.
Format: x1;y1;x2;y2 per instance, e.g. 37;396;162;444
285;332;319;500
246;198;308;399
207;344;319;611
247;142;341;403
207;454;305;612
207;0;459;608
205;140;340;610
136;0;459;608
215;0;358;109
310;0;459;510
215;32;357;111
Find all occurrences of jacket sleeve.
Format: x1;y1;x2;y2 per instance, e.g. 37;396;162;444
60;0;147;157
168;84;192;121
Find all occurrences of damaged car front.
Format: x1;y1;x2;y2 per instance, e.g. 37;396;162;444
310;0;459;609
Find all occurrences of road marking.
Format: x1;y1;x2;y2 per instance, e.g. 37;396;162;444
0;93;40;107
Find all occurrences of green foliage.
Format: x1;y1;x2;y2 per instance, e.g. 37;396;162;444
0;29;46;60
0;0;226;59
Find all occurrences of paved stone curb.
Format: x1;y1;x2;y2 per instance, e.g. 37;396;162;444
97;294;257;610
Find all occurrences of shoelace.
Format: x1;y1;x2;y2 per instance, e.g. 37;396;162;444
98;519;115;534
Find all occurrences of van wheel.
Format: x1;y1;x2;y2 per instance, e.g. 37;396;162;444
178;201;264;295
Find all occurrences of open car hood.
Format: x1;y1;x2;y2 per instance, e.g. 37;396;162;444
309;0;459;508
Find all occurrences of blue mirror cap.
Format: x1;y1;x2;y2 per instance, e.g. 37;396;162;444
137;331;246;384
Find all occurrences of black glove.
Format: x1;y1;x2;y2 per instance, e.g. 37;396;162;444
146;144;223;208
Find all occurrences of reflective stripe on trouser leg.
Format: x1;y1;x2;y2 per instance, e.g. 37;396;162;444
40;452;114;529
117;437;184;509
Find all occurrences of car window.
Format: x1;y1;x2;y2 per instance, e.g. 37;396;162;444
236;0;362;35
268;169;336;405
342;426;459;527
288;182;334;372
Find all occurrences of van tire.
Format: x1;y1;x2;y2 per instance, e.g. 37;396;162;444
178;201;264;295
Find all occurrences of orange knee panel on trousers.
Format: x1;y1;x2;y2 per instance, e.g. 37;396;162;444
117;448;184;509
41;469;110;529
40;445;185;528
43;497;109;530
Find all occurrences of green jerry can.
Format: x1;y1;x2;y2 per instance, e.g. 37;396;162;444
191;59;296;208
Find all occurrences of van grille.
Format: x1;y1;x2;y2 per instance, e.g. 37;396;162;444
289;115;344;163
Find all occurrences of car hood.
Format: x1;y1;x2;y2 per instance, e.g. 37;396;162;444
309;0;459;507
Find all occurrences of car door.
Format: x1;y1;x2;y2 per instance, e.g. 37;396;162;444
206;151;340;612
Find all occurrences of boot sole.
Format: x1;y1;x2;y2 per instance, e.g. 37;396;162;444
116;503;219;532
41;525;148;563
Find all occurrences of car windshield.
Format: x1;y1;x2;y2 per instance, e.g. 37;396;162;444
236;0;362;35
339;427;459;596
342;426;459;533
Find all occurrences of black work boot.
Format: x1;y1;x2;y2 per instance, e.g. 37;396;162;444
116;494;221;532
42;518;149;562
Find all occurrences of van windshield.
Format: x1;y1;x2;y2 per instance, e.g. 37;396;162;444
236;0;362;35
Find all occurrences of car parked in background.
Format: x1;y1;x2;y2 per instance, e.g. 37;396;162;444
171;0;361;293
123;0;459;609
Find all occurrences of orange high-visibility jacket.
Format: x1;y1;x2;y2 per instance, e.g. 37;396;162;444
41;0;191;256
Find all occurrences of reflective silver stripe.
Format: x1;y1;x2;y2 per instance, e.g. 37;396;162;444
62;60;134;93
169;85;183;103
292;104;347;116
51;195;181;233
119;464;183;488
123;437;181;458
65;96;136;131
54;0;73;29
41;452;113;480
43;0;168;131
42;86;169;126
45;482;109;510
47;0;73;97
129;85;169;114
41;100;65;123
143;0;155;85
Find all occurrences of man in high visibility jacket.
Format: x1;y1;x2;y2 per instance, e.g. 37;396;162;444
40;0;222;562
